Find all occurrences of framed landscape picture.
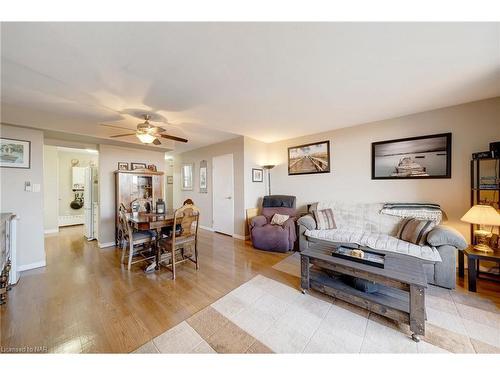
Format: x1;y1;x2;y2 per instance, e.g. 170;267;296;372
371;133;452;179
288;140;330;175
0;137;31;169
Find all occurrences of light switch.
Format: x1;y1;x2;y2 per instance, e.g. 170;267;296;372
25;181;32;192
33;184;41;193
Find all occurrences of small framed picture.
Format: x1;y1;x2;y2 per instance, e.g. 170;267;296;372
199;160;208;193
252;168;263;182
490;233;499;250
1;137;31;169
117;162;129;171
181;163;194;191
147;164;157;172
131;162;147;170
167;176;173;184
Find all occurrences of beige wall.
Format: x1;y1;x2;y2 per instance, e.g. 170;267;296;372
165;158;174;209
98;144;166;246
43;145;59;232
175;136;246;237
0;124;46;270
267;97;500;241
243;137;268;235
57;150;98;217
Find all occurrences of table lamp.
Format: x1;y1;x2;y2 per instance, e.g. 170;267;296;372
461;204;500;253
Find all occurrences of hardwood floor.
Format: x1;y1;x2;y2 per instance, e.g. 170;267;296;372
1;226;499;353
0;226;296;353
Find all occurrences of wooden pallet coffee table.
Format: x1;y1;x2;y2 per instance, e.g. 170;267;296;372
300;244;427;342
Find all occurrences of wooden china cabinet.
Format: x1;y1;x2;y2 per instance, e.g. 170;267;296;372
114;169;165;244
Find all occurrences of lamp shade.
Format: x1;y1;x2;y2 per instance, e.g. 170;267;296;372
136;133;156;144
461;205;500;226
262;164;275;170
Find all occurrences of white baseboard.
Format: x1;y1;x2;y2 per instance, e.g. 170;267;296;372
44;228;59;234
98;241;116;248
58;215;84;226
199;225;214;232
233;233;250;241
18;260;46;272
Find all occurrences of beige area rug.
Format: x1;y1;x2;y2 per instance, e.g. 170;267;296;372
133;271;500;353
272;251;301;277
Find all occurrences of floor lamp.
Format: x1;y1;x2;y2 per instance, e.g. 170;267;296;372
262;165;275;196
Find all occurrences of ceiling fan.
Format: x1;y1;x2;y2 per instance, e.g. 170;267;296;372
100;115;188;145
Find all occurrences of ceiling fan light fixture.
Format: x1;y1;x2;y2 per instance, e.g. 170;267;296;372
136;132;156;144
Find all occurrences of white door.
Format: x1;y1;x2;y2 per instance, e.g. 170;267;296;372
212;153;234;236
83;167;93;239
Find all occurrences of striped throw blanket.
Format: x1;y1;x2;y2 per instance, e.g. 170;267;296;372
380;203;444;223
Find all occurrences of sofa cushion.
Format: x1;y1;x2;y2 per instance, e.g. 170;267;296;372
314;208;336;230
297;214;316;230
304;228;441;262
316;201;402;235
380;203;443;223
427;225;467;250
397;218;436;245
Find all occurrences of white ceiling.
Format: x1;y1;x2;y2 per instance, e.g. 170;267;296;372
1;22;499;153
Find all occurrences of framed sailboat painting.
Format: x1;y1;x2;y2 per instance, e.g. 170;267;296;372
371;133;451;179
0;137;31;169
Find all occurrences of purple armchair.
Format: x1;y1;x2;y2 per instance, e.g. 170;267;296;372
249;195;297;253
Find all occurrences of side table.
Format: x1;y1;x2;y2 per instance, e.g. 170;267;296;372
458;245;500;292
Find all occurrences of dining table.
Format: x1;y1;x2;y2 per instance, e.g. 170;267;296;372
125;210;176;272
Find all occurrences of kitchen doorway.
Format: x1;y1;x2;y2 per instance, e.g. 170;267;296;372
43;145;99;241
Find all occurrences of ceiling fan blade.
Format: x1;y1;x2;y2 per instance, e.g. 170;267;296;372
110;133;136;138
160;134;188;143
153;138;161;146
100;123;136;131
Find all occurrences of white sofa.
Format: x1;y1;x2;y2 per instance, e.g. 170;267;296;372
298;201;467;289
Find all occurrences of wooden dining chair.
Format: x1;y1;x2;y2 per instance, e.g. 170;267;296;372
117;203;129;248
119;210;156;270
158;203;200;279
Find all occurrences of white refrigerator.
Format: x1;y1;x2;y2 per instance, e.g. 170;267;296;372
83;166;98;240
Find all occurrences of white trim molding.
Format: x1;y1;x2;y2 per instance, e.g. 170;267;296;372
58;215;84;227
199;225;214;232
44;228;59;234
18;260;46;272
98;241;116;249
232;233;250;241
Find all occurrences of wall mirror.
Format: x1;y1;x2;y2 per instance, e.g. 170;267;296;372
181;163;194;191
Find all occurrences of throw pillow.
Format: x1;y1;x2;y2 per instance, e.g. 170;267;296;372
270;213;290;226
397;218;436;246
314;208;336;230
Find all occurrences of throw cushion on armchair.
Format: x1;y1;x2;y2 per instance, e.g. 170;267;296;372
270;214;290;226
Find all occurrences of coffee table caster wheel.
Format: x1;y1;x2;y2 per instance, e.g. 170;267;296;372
411;334;420;343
